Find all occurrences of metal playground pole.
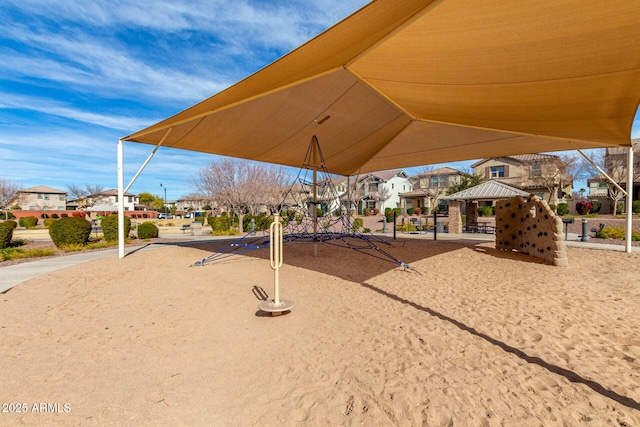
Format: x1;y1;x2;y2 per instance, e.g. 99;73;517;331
258;213;294;315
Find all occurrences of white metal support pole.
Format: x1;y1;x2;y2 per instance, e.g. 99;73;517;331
117;139;125;259
626;146;634;253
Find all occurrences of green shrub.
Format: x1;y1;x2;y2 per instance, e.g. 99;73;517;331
633;200;640;215
316;208;324;217
44;218;57;228
333;209;342;217
3;220;17;229
589;200;601;214
208;216;230;231
1;211;15;220
100;214;131;242
421;206;430;215
597;226;640;241
557;203;569;216
0;222;13;249
351;217;364;232
478;206;494;217
384;208;394;223
407;208;415;215
137;221;159;239
48;217;92;248
19;216;38;228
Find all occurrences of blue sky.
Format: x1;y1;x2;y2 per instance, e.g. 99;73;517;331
1;1;638;201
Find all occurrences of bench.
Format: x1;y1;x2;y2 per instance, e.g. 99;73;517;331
180;224;191;233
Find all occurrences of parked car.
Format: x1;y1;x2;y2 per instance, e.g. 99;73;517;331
157;213;173;219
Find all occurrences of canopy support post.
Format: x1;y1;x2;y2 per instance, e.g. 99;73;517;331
118;129;172;259
626;147;634;253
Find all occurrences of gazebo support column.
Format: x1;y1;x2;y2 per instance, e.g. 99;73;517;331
466;201;478;231
448;201;463;234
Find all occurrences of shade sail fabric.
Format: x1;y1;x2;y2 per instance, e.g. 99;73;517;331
124;0;640;176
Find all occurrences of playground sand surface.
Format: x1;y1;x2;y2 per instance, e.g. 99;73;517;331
1;238;640;425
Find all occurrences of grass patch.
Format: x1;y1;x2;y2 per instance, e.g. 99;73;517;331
0;247;56;261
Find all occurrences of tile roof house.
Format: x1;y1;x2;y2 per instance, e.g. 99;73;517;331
402;167;465;213
14;186;67;211
471;154;572;205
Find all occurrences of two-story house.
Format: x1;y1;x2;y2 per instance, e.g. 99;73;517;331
14;186;67;211
471;154;572;205
352;170;411;214
400;167;465;213
86;189;139;211
175;196;215;213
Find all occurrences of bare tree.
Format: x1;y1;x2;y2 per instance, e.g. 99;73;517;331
192;158;291;232
67;184;105;208
259;165;292;214
0;178;22;219
528;154;579;204
583;148;640;215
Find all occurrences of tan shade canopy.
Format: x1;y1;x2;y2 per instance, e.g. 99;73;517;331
124;0;640;176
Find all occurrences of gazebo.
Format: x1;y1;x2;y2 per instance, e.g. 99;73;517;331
443;180;533;234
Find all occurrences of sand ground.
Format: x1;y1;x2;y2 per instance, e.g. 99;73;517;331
1;237;639;426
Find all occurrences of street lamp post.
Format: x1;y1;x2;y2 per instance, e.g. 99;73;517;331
160;183;167;214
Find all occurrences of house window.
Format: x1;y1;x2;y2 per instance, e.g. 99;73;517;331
59;195;64;201
391;183;394;189
128;196;133;203
369;182;378;192
531;163;542;177
491;166;505;178
439;176;446;187
58;206;64;210
37;193;42;199
29;206;35;210
44;194;50;200
431;177;439;187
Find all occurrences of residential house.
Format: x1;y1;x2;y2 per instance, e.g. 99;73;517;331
352;170;411;214
14;186;67;211
175;196;215;213
87;189;139;211
471;154;572;206
401;167;465;213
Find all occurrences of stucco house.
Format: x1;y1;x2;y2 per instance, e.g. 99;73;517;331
87;189;139;211
351;170;411;214
471;154;572;206
14;185;67;211
400;167;465;213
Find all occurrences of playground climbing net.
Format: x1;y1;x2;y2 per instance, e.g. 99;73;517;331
192;136;414;271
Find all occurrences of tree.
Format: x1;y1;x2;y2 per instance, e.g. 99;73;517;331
67;184;105;208
583;148;640;215
138;192;164;212
0;178;21;219
192;158;291;232
527;154;580;204
446;173;484;195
